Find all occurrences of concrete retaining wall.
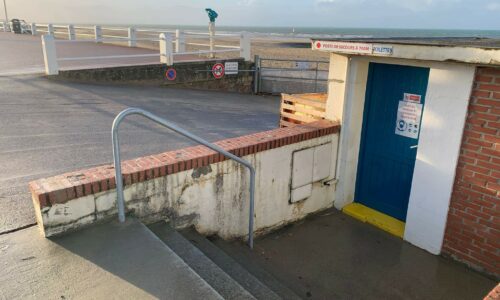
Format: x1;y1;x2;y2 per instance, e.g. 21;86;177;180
30;121;340;238
53;59;254;93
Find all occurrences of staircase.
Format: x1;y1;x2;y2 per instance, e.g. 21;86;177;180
148;222;302;300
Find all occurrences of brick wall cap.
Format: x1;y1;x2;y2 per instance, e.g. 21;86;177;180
29;120;340;208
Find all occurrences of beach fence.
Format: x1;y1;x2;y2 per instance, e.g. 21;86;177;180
0;21;9;32
255;56;329;94
32;23;250;75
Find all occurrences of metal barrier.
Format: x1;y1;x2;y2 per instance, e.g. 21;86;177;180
111;108;256;249
256;56;329;94
41;31;250;75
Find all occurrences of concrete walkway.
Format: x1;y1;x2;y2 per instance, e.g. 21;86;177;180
0;75;279;234
214;209;497;300
0;218;222;299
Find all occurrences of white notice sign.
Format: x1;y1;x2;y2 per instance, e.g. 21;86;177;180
225;62;238;75
313;41;373;54
395;100;423;139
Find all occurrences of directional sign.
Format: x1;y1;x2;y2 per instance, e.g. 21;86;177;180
212;63;225;79
165;68;177;81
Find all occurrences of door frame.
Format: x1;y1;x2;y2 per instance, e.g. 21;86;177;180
354;62;429;221
330;54;475;254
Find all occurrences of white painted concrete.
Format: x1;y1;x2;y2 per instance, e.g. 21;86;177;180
41;35;59;75
404;63;475;254
160;33;174;65
35;133;339;238
325;53;476;254
128;27;137;47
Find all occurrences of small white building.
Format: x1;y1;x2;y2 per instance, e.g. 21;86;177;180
312;37;499;277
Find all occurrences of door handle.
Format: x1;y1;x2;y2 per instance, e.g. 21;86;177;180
410;145;418;149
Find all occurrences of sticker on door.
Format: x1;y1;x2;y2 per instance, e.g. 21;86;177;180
395;99;422;139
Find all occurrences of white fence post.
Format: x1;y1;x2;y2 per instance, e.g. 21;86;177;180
41;35;59;75
240;32;251;61
3;21;10;32
31;23;37;35
94;25;102;43
67;24;75;40
159;33;173;66
47;24;54;35
128;27;136;47
208;22;215;58
175;29;185;53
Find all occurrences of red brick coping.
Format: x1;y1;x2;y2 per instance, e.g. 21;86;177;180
29;120;340;209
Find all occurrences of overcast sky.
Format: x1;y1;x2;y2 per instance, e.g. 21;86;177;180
4;0;500;30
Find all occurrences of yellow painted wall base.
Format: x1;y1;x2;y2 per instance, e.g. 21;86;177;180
342;203;405;238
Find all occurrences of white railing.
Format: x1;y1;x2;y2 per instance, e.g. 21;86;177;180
0;21;9;32
33;23;251;75
42;31;250;75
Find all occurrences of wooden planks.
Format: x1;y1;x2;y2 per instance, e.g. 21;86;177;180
280;93;327;127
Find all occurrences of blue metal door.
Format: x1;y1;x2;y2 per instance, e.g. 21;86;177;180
355;63;429;221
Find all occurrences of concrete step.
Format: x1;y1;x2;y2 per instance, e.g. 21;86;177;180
180;228;301;300
148;222;256;300
0;218;222;299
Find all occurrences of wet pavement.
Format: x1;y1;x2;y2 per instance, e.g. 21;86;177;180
0;75;279;234
214;208;497;300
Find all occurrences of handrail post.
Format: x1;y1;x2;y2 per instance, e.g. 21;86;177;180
41;35;59;75
128;27;136;47
175;29;185;53
31;23;37;35
47;23;54;35
94;25;102;43
159;33;173;66
111;108;255;249
67;24;75;40
240;31;251;61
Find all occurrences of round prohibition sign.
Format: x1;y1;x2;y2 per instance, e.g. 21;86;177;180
212;63;225;79
165;68;177;81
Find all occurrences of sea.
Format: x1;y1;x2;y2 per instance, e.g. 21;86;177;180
127;25;500;39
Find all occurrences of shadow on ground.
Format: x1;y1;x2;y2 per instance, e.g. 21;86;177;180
213;208;497;300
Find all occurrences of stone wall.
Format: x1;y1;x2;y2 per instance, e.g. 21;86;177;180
53;59;254;93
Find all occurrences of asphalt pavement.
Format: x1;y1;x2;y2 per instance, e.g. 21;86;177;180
0;75;279;234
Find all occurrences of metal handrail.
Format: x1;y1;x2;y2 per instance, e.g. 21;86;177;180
111;108;256;248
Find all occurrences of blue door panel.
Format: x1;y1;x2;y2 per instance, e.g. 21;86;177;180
355;63;430;221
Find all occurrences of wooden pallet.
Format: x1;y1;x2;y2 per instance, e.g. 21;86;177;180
279;93;327;127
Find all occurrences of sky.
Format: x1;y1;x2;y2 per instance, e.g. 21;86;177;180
4;0;500;30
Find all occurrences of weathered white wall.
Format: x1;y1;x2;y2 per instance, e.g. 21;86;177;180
327;55;475;254
37;133;339;238
404;63;475;254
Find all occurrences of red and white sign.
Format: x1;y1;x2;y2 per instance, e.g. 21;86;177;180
313;41;373;54
403;93;422;103
165;68;177;81
212;63;225;79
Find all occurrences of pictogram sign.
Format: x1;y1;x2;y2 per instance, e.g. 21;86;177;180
212;63;225;79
